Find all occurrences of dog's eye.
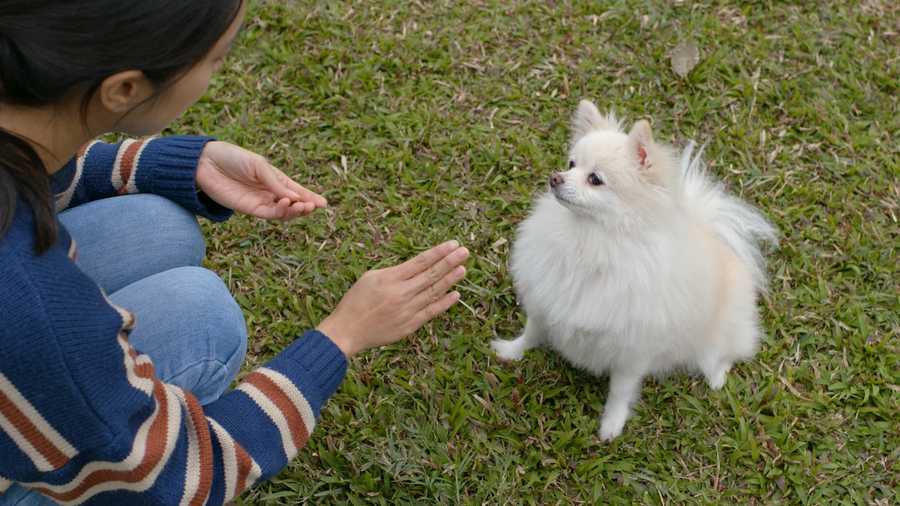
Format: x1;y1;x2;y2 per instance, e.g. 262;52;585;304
588;173;604;186
568;160;575;169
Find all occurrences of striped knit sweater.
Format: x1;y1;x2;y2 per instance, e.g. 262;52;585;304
0;136;347;505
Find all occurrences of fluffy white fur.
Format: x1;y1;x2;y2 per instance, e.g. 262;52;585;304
492;100;778;440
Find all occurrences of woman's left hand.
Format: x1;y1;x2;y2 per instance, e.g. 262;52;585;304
195;141;327;220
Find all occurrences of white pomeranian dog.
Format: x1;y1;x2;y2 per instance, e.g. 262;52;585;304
491;100;778;440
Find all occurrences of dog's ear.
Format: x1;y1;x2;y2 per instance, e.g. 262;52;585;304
571;100;618;142
627;120;654;171
628;119;675;187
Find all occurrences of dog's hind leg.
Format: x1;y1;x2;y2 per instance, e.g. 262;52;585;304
700;298;758;390
491;316;545;361
699;352;730;390
598;369;644;441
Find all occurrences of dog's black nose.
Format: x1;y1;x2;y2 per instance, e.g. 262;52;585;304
549;173;564;188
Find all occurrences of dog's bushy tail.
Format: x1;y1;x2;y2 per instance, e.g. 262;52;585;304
677;142;778;292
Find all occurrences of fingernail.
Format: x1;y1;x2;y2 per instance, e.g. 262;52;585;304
448;240;459;249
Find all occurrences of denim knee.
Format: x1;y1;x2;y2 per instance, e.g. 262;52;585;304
130;194;206;265
175;267;247;404
117;266;248;405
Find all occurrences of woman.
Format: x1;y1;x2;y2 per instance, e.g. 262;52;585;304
0;1;469;504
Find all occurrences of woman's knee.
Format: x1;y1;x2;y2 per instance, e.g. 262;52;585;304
127;194;206;265
120;266;248;404
176;267;248;402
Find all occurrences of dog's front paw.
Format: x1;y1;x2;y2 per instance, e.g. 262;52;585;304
598;407;630;441
491;338;525;361
598;419;625;441
707;368;727;390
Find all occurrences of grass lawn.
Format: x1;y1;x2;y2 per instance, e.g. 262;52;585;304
172;0;898;504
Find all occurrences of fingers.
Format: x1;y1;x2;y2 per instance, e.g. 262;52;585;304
283;177;328;208
251;199;290;220
407;246;469;292
248;195;319;222
289;200;316;215
257;158;328;208
392;240;462;280
409;291;461;331
257;159;302;202
414;264;466;310
279;200;316;221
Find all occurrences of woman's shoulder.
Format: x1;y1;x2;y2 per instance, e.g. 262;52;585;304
1;196;76;262
1;200;120;346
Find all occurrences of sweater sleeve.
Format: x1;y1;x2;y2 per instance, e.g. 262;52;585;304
53;136;232;222
0;249;346;505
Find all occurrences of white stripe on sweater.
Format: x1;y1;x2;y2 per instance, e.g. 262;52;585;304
256;368;316;434
0;373;77;471
207;419;261;502
117;337;153;395
110;139;137;193
21;378;182;504
208;419;238;502
172;389;203;506
235;382;297;460
55;141;98;212
125;140;151;194
0;410;52;472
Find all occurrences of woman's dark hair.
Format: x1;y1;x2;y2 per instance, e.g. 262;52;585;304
0;0;242;254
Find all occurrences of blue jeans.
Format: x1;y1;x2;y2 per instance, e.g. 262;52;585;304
2;195;247;506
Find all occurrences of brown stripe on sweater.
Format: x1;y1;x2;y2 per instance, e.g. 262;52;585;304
183;392;213;506
234;440;254;495
243;372;310;454
0;390;71;470
116;140;144;195
34;379;172;502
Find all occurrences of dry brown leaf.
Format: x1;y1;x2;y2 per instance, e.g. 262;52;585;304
671;40;700;78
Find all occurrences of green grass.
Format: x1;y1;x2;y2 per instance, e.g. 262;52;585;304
172;0;898;504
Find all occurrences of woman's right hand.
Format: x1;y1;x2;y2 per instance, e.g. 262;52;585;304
317;241;470;357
